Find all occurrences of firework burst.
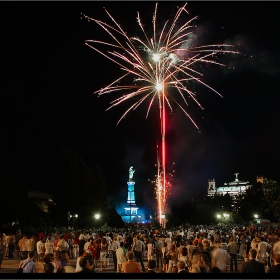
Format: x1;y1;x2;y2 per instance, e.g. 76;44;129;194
84;2;239;225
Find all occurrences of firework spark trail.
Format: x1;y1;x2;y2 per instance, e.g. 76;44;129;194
84;2;239;225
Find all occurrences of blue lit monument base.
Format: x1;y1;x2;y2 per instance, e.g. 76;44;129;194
121;181;140;223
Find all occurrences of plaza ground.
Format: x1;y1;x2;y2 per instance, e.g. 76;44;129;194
0;254;245;273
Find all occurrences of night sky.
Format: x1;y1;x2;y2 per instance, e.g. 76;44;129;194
1;1;280;212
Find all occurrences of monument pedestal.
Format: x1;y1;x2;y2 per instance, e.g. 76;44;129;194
122;181;139;223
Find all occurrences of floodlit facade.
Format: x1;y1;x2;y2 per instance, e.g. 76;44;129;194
207;173;252;197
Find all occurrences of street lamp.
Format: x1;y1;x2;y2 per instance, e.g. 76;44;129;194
254;214;259;219
217;214;221;219
95;213;100;228
74;214;78;229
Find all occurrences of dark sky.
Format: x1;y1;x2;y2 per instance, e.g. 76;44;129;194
1;1;280;211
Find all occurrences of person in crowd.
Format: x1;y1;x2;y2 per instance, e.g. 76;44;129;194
238;234;246;257
87;239;97;268
111;236;120;271
171;265;178;273
245;232;252;257
202;238;212;260
53;235;59;252
43;262;54;273
75;250;93;272
257;236;272;262
162;241;169;272
18;234;28;260
99;237;109;271
176;240;186;257
7;232;15;259
132;235;146;272
122;251;140;273
219;237;228;251
178;246;188;265
250;237;259;250
27;234;36;262
45;234;54;256
55;235;69;269
270;253;280;273
116;241;126;273
92;238;100;268
272;233;280;255
18;251;36;273
78;232;86;257
186;239;195;263
242;248;265;273
166;244;178;273
188;253;203;273
77;256;95;273
46;233;55;243
83;237;92;252
177;260;189;273
147;239;154;261
154;236;163;267
43;254;55;273
262;259;270;273
0;236;6;270
36;236;45;262
67;234;75;259
146;259;157;273
165;233;171;251
200;254;210;273
228;237;238;273
211;240;230;273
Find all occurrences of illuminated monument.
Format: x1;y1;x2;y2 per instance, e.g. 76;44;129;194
122;166;139;223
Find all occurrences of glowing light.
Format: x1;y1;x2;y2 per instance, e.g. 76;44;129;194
153;53;161;62
156;82;163;91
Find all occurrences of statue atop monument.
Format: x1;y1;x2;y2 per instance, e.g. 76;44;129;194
129;166;135;181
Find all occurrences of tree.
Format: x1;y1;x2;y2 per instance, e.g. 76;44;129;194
233;180;275;222
188;204;215;225
0;169;28;225
52;147;109;228
262;178;280;221
204;193;234;213
106;208;125;228
166;213;182;227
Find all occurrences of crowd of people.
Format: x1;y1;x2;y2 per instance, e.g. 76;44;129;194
0;223;280;273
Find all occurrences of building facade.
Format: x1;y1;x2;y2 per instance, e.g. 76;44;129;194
207;173;252;196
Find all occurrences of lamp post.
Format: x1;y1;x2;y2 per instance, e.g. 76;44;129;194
69;214;72;229
74;214;78;229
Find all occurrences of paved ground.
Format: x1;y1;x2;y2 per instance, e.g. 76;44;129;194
0;255;132;273
0;254;245;273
